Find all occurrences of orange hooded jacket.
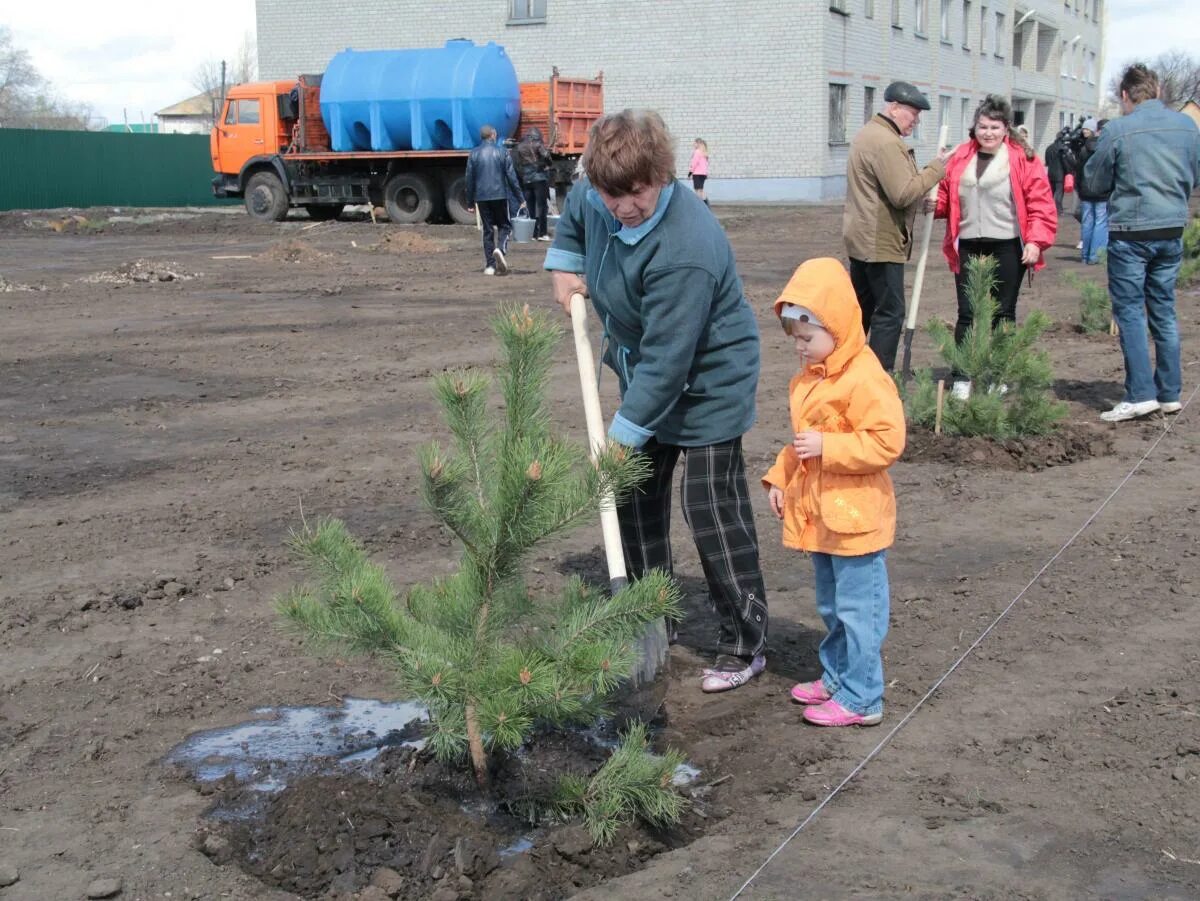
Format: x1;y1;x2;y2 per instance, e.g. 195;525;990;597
761;258;906;556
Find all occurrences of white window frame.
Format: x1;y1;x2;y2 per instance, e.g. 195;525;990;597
865;0;876;17
915;0;929;34
962;0;972;48
979;4;988;53
864;85;877;123
892;0;903;27
940;0;953;40
508;0;546;24
829;83;849;144
994;12;1005;57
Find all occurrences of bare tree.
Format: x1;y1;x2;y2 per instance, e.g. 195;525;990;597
0;26;93;129
1107;49;1200;108
191;32;258;128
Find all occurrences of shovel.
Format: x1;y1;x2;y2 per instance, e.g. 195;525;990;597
568;292;669;687
900;123;950;384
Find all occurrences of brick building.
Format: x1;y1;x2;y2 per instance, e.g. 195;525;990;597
255;0;1105;201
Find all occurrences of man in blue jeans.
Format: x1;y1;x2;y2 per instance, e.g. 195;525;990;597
1084;63;1200;422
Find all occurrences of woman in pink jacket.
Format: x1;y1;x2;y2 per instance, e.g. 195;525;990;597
930;95;1057;398
688;138;710;206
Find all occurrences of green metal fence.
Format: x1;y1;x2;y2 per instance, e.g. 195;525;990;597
0;129;233;211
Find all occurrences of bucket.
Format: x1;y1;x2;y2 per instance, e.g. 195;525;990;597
546;214;560;234
512;215;535;243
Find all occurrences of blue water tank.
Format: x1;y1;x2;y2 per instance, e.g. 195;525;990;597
319;40;521;152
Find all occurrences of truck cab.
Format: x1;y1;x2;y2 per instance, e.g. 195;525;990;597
210;82;293;194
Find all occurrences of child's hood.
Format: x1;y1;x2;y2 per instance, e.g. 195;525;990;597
772;258;867;375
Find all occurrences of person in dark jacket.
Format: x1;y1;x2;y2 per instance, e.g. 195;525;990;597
517;127;553;241
465;124;524;275
1074;118;1109;264
544;109;769;694
1044;130;1067;213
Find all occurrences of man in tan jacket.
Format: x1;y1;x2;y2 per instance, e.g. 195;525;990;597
844;81;948;370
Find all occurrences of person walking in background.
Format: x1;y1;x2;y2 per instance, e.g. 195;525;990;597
1045;129;1067;213
929;95;1057;400
688;138;710;206
517;127;553;241
1084;63;1200;423
843;80;949;372
465;124;523;276
1074;117;1109;265
544;110;769;693
763;258;906;728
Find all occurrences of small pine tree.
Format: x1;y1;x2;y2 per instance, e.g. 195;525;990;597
1063;271;1111;335
277;304;683;794
903;256;1066;437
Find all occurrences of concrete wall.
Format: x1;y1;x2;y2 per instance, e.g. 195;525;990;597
256;0;1105;200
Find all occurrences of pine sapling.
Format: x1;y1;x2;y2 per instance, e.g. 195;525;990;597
277;304;682;794
1064;271;1111;334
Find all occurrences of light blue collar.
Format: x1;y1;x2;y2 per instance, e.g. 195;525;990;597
586;181;675;245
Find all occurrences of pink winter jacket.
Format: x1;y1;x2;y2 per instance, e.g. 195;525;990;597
689;148;709;177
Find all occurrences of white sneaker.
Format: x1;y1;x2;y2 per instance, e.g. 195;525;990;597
950;380;972;401
1076;241;1084;250
492;248;509;275
536;235;552;242
483;266;495;276
1160;401;1182;414
1100;399;1160;422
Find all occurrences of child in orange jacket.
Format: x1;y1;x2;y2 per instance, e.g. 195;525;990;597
762;258;906;726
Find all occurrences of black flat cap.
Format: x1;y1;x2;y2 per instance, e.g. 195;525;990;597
884;81;931;110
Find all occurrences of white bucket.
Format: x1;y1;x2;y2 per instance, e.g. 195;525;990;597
512;215;535;243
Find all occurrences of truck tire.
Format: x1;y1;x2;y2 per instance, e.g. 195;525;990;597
383;173;435;224
442;174;474;225
304;204;344;221
244;171;289;222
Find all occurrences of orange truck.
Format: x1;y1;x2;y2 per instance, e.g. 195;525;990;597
210;63;603;224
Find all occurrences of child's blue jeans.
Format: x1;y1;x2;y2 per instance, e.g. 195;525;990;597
813;550;890;717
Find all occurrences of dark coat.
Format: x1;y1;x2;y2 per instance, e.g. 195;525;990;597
516;128;552;183
465;139;523;204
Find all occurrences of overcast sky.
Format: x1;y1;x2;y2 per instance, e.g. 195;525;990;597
6;0;1199;128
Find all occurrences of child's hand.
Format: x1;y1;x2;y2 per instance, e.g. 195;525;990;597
767;486;785;519
793;430;823;460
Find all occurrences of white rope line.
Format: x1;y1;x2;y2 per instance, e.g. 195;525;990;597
729;387;1197;900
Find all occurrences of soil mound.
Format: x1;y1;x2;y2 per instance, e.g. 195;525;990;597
903;421;1114;470
258;240;331;263
372;230;449;254
206;733;702;900
81;259;199;285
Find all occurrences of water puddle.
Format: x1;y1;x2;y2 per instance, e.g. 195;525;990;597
165;696;427;790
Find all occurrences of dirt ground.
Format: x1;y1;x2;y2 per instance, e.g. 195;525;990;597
2;202;1198;901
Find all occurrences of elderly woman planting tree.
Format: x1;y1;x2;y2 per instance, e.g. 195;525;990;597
928;95;1057;400
543;109;769;694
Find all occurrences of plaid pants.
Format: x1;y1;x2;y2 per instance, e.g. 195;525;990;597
617;437;768;658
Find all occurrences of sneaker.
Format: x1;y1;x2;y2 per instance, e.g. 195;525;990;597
700;654;765;693
789;680;832;705
536;235;553;242
492;248;509;275
1076;241;1084;250
483;266;496;276
1160;401;1182;415
1100;399;1160;422
950;380;972;401
802;699;882;727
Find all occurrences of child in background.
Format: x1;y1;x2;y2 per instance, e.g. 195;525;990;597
762;258;906;727
688;138;710;205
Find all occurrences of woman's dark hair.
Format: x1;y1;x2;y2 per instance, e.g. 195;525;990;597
969;94;1034;160
582;109;676;195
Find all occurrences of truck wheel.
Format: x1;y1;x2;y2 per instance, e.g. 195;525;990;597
304;204;344;221
442;174;474;225
383;173;435;224
245;171;289;222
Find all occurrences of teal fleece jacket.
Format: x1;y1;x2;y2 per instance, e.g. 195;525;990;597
544;178;760;448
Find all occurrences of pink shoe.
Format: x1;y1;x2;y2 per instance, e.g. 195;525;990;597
802;699;882;727
789;680;832;705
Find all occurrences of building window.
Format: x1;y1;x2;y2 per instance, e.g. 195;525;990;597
1093;0;1102;21
1087;50;1096;84
914;0;928;34
508;0;546;23
940;0;952;40
829;84;848;144
994;12;1005;56
830;0;849;12
979;4;988;53
1060;40;1069;77
962;0;971;47
865;0;876;17
864;86;877;122
892;0;902;27
938;94;952;138
961;96;972;139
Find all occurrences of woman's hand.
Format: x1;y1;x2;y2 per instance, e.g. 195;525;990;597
793;430;824;460
767;486;785;519
1021;243;1042;266
923;196;936;213
551;271;588;315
